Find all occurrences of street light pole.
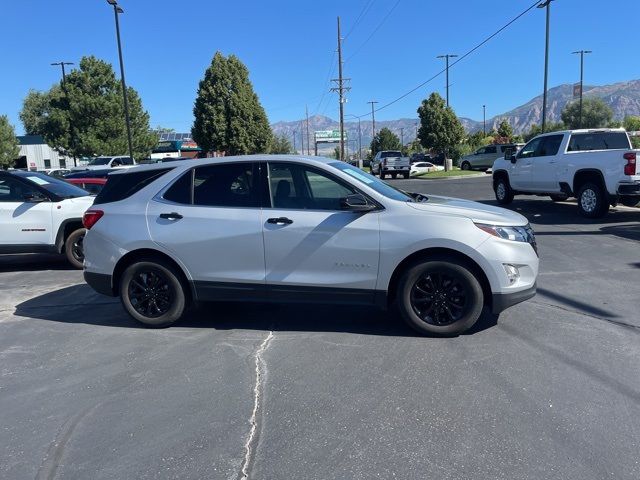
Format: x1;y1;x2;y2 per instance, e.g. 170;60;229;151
51;61;77;166
106;0;134;161
367;100;378;139
538;0;554;133
400;127;404;148
437;54;458;107
483;105;486;136
347;114;362;167
572;49;592;128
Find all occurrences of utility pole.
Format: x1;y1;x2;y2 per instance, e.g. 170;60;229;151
346;114;362;167
483;105;486;136
415;122;418;141
300;121;304;155
538;0;554;133
400;127;404;148
305;105;311;155
368;101;378;140
292;129;297;154
572;49;592;129
330;16;351;161
436;54;458;107
51;61;77;166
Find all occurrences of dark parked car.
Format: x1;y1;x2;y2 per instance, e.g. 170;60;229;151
65;177;107;195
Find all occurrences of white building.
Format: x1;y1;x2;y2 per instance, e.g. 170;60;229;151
16;135;73;170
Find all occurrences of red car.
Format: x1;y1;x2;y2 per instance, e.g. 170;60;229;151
65;177;107;195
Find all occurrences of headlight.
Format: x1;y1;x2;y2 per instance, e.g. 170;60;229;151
475;223;536;245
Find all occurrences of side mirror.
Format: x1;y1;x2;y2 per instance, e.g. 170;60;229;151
340;193;376;212
23;192;47;202
509;154;517;163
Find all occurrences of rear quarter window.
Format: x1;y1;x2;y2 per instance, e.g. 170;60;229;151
568;132;631;152
93;168;172;205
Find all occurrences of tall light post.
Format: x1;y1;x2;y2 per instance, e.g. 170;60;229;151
367;100;378;139
483;105;486;136
292;129;297;154
538;0;554;133
346;114;362;168
106;0;134;161
572;49;592;128
51;61;78;166
436;54;458;107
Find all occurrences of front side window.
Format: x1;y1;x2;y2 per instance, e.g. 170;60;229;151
0;177;40;202
518;138;543;159
485;146;497;154
269;162;356;210
476;147;486;155
193;163;259;208
539;135;563;157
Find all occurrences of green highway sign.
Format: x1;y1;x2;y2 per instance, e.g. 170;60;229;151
314;130;347;142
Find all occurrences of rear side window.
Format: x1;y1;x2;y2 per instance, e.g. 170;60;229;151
568;132;631;151
93;168;172;204
163;170;193;204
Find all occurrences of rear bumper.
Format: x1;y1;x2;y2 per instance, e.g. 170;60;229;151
492;283;536;314
84;271;115;296
617;182;640;195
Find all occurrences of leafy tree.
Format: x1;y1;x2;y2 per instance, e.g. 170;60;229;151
153;126;175;134
192;52;272;155
561;98;613;129
270;134;293;154
19;56;156;159
497;119;513;140
333;146;341;159
624;116;640;148
523;122;565;141
370;127;402;156
417;93;465;156
0;115;20;168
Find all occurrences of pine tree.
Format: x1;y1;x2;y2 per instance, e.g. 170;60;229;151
192;52;272;155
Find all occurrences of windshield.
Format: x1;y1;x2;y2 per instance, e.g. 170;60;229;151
87;157;112;166
16;172;90;198
329;162;413;202
381;151;402;158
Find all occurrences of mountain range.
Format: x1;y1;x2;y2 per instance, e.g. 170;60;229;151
271;79;640;152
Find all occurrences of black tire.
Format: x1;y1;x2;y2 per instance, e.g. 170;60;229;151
620;196;640;207
549;194;569;202
577;182;608;218
403;173;410;179
493;176;514;205
381;170;387;179
120;260;188;327
461;161;471;171
64;228;86;269
391;173;397;179
396;259;484;335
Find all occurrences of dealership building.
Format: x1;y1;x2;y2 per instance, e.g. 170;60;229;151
15;135;74;170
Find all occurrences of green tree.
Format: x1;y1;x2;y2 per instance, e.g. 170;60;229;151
369;127;402;156
19;56;156;160
497;119;513;140
523;122;565;141
417;92;465;156
192;52;272;155
561;98;613;129
0;115;20;168
270;134;293;154
624;116;640;148
333;146;341;159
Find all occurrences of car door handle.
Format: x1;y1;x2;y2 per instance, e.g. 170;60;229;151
267;217;293;225
159;212;183;220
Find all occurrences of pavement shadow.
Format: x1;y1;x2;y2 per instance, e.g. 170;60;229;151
14;284;499;337
0;253;75;272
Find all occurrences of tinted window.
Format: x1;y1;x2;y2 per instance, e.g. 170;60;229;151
193;163;259;208
476;147;486;154
518;138;543;159
82;183;104;195
120;157;134;165
329;162;412;202
87;157;112;166
14;172;88;198
163;171;193;205
539;135;563;156
485;146;497;154
568;132;631;151
0;177;40;202
381;151;402;158
93;168;172;205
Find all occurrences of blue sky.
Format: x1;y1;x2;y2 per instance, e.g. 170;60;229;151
2;0;639;134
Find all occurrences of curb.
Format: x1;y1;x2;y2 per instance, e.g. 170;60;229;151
411;172;489;181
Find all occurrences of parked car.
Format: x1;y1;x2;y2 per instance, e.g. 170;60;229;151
370;151;411;179
41;168;71;178
83;156;539;335
409;153;432;164
66;177;107;195
64;169;116;179
492;128;640;217
71;156;136;171
460;144;523;171
410;162;444;176
0;170;94;268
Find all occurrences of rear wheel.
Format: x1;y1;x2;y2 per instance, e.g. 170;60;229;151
396;259;484;335
64;228;86;269
461;161;471;171
493;176;514;205
577;182;608;218
120;260;188;327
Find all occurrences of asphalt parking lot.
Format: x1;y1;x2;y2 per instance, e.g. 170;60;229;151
2;175;639;480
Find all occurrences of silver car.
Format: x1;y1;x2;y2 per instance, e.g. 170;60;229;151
460;144;522;171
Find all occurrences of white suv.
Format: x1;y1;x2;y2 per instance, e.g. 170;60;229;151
83;156;539;335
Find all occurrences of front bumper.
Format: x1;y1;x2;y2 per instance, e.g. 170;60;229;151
84;271;115;297
492;283;536;314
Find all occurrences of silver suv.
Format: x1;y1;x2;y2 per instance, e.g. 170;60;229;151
460;144;523;171
83;155;538;335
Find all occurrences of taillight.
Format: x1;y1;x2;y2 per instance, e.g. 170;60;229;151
624;152;636;176
83;209;104;229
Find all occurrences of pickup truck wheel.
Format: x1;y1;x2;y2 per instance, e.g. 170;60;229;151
494;177;514;205
403;173;410;179
396;259;484;335
461;161;471;171
120;260;187;327
549;194;569;202
577;182;608;218
64;228;86;269
391;173;397;179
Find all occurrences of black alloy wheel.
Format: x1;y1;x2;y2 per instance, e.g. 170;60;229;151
410;271;467;326
128;268;174;318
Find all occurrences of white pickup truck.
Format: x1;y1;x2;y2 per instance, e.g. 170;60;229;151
370;150;411;179
71;155;136;171
492;129;639;217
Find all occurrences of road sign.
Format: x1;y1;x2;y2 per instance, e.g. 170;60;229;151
314;130;347;143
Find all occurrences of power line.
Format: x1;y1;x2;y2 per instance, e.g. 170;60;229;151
354;0;542;118
312;50;337;116
344;0;376;40
346;0;402;62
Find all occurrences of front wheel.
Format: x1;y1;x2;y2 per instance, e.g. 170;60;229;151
461;161;471;171
64;228;86;269
494;176;514;205
396;259;484;335
120;260;188;327
577;182;608;218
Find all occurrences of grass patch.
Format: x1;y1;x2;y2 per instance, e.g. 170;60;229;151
413;168;480;179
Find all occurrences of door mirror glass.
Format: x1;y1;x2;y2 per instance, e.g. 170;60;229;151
340;193;376;212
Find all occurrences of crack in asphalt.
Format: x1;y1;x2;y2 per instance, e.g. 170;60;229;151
531;300;640;332
239;331;274;480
